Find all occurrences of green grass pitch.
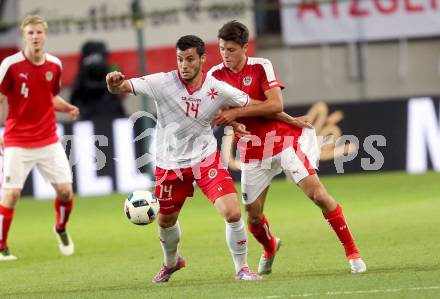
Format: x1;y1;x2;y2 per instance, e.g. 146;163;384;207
1;171;439;298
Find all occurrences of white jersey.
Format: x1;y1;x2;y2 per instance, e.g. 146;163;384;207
129;70;249;169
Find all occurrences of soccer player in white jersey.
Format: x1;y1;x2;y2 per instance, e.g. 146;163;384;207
0;15;80;261
211;21;366;275
106;35;280;282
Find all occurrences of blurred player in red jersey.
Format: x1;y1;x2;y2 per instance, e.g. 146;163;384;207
0;15;79;261
211;21;366;274
107;35;268;282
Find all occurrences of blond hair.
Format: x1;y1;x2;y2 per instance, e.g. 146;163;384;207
20;15;48;34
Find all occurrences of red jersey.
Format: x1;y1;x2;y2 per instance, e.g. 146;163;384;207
209;57;302;162
0;51;61;147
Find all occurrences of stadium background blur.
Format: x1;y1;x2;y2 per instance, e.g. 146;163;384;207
0;1;439;298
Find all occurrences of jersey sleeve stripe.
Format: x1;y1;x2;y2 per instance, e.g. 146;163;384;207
128;79;136;95
262;61;276;82
0;52;25;84
0;61;10;84
248;57;278;84
207;63;223;76
46;54;62;69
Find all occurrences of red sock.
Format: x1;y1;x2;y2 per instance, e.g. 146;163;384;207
248;214;276;258
0;204;14;249
323;204;360;259
54;197;74;231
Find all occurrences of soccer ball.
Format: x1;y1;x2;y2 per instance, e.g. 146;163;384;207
124;190;159;225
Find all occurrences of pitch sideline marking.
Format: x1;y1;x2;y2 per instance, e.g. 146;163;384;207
239;286;440;298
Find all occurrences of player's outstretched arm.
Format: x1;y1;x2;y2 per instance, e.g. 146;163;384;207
106;71;132;94
214;87;283;125
53;95;80;120
267;112;313;128
211;109;249;135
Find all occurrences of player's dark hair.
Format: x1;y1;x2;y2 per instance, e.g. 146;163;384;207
176;35;205;57
218;20;249;46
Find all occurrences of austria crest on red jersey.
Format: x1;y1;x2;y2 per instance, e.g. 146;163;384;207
45;71;53;81
243;76;252;86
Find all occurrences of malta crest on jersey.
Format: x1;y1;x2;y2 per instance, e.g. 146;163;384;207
208;168;218;179
207;88;218;101
45;71;53;81
243;76;252;86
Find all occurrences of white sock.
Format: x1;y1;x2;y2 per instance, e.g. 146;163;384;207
159;222;181;268
225;218;248;273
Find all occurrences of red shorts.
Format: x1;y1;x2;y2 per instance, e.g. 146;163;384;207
155;151;236;214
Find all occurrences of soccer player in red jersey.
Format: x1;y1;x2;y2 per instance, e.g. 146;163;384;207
107;35;266;282
0;15;80;261
211;21;367;274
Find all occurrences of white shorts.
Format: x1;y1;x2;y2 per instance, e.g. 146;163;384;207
241;128;320;205
2;143;73;189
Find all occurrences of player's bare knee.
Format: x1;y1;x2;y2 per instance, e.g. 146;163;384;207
57;188;72;202
157;213;178;228
224;208;241;223
246;212;262;227
10;189;21;201
309;188;330;208
2;189;21;207
158;220;175;228
303;188;314;201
